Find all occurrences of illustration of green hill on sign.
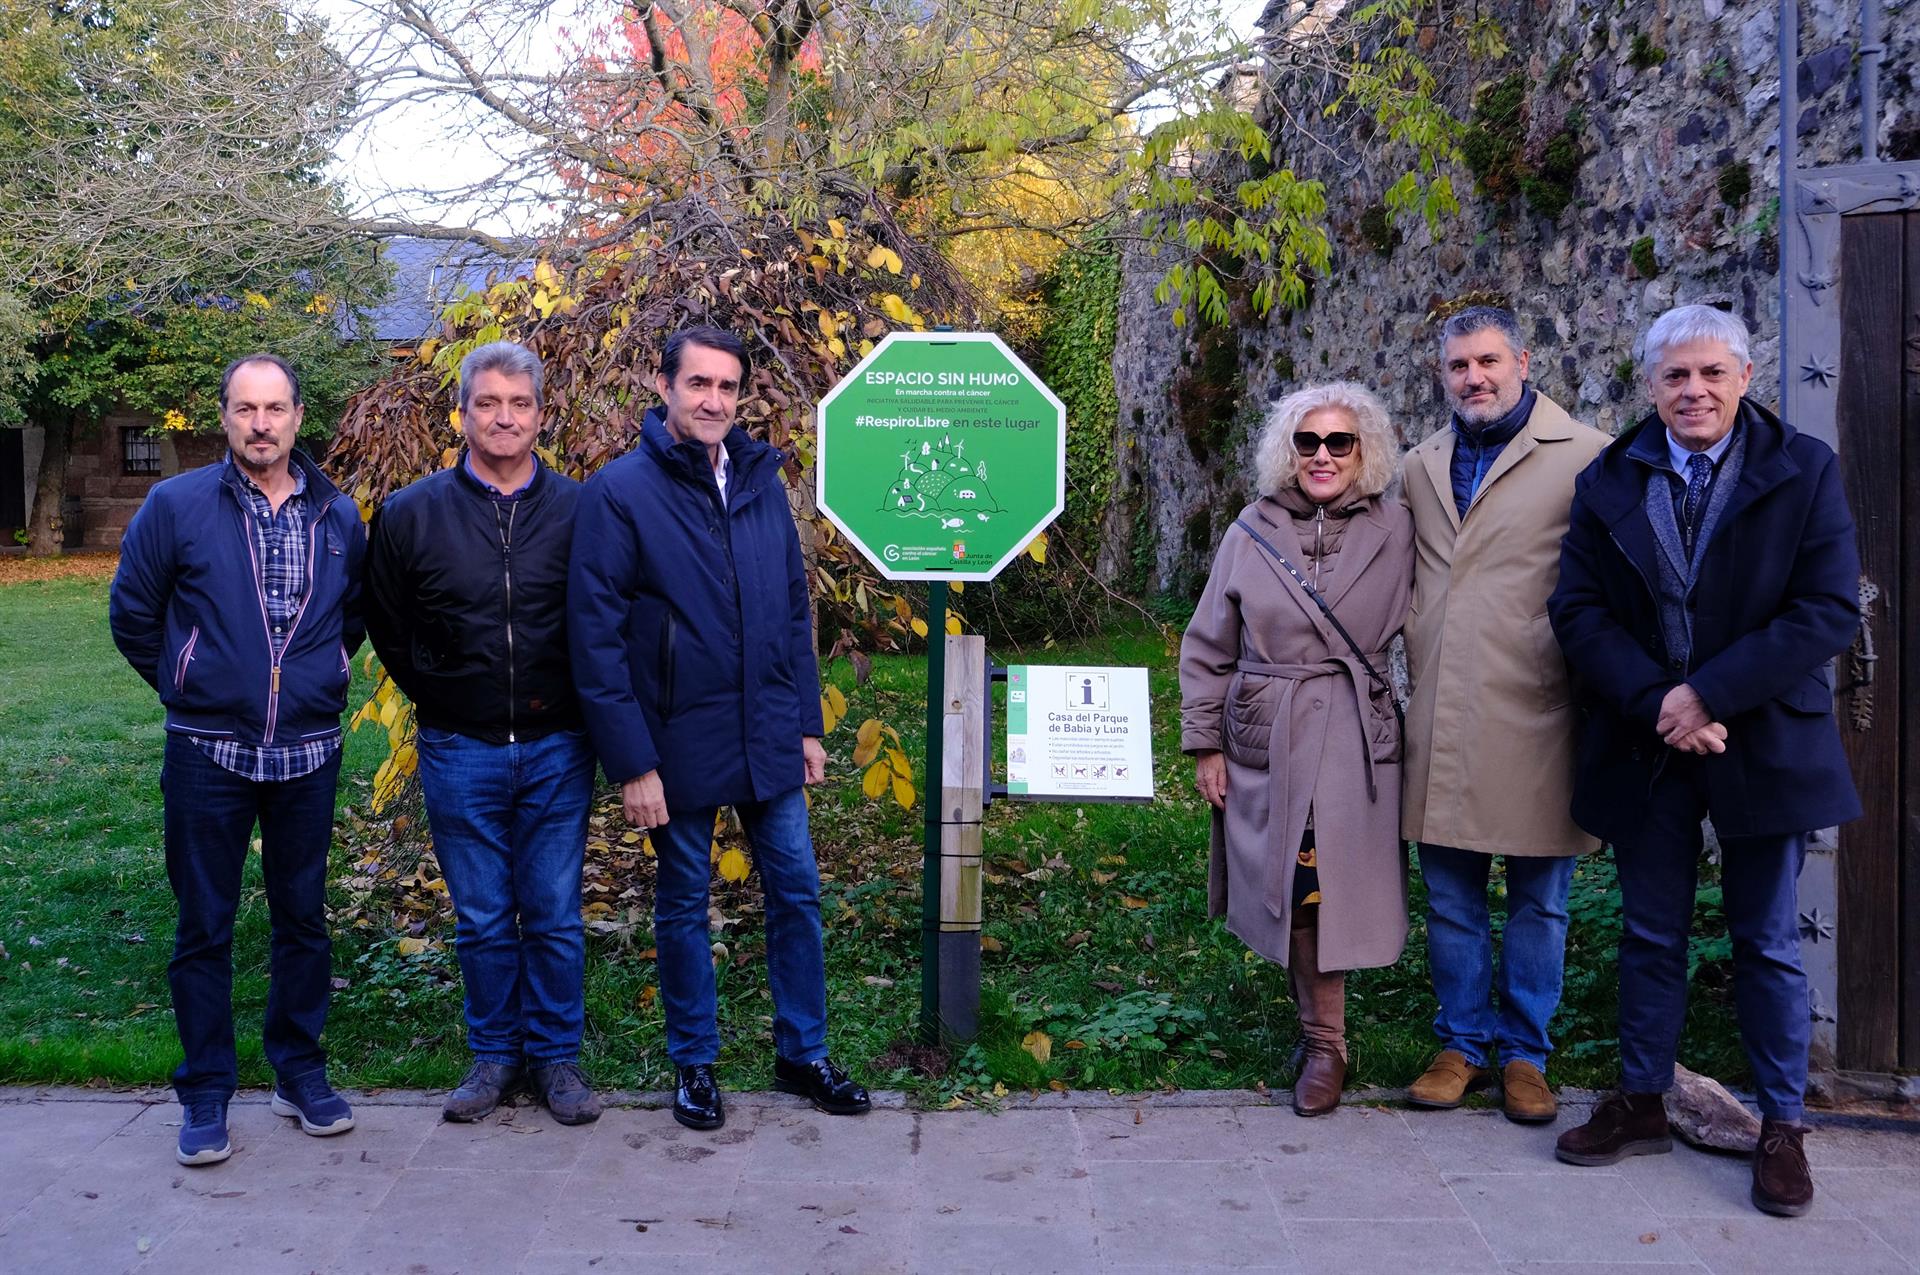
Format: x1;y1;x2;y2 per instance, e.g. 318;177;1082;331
879;434;1004;525
818;331;1066;581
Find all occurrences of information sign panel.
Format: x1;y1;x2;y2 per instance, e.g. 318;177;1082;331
1005;664;1155;802
817;332;1066;581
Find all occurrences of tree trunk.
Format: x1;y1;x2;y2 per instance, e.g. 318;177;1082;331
25;413;73;555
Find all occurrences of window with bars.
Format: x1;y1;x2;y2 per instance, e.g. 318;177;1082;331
122;427;162;477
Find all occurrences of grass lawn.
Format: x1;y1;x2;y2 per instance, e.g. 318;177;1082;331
0;568;1745;1101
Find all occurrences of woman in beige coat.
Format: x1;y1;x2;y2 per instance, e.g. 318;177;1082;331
1179;382;1415;1116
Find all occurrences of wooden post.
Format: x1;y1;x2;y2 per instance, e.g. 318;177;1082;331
937;633;986;1041
918;583;947;1044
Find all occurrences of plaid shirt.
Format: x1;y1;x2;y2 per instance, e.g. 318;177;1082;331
191;460;342;782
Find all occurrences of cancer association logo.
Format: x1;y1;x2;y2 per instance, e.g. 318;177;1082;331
879;434;1003;530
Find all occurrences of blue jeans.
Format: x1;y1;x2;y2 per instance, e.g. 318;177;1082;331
161;733;340;1099
1615;761;1809;1121
416;727;595;1065
1419;842;1576;1070
651;786;828;1066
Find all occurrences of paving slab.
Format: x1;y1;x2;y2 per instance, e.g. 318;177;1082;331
1673;1216;1913;1275
0;1088;1913;1274
1448;1172;1701;1265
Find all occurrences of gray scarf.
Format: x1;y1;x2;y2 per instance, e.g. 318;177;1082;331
1645;427;1747;671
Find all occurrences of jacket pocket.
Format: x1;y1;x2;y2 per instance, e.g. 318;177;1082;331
1223;672;1275;771
1777;667;1835;716
173;626;200;693
659;612;679;720
1365;683;1402;764
1531;611;1571;712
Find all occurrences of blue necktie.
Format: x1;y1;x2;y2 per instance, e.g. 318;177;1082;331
1682;453;1713;549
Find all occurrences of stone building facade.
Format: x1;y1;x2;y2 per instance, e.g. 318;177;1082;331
1110;0;1920;595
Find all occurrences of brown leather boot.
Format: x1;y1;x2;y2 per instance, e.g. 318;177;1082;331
1554;1091;1672;1165
1408;1050;1493;1109
1751;1119;1814;1217
1289;908;1347;1117
1500;1059;1558;1124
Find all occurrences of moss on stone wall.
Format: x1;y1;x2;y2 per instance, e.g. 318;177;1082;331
1630;236;1659;278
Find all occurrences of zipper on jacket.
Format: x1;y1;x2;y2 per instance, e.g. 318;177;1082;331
233;478;339;746
1312;505;1326;588
496;501;519;743
175;626;200;691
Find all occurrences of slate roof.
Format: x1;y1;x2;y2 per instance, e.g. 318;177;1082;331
348;237;536;344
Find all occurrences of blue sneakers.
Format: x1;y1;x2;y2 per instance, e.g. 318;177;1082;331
269;1071;355;1136
176;1096;232;1166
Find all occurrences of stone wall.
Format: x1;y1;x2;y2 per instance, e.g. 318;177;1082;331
1112;0;1920;594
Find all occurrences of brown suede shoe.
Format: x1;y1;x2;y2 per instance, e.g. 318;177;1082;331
1500;1059;1557;1124
1407;1049;1493;1109
1554;1091;1672;1165
1751;1118;1814;1217
1292;1043;1346;1117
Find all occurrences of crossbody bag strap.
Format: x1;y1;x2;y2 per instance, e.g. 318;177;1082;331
1233;517;1405;737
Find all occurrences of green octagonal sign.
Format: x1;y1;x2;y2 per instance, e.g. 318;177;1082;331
817;332;1066;581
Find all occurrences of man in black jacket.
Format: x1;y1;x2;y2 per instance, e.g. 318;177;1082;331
1548;306;1861;1216
366;340;599;1124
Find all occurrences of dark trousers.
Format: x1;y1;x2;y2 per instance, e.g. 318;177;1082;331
161;733;340;1100
1614;757;1810;1121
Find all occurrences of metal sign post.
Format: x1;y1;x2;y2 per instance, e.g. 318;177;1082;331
817;332;1067;1045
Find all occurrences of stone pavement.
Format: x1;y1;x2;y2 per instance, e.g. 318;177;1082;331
1;1087;1917;1275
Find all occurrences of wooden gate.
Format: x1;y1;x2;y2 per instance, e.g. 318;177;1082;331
1832;212;1920;1070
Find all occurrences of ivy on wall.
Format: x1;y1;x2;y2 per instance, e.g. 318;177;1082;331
1038;239;1121;543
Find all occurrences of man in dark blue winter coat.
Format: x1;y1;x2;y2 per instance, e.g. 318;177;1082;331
110;354;365;1166
1548;305;1862;1218
568;325;870;1130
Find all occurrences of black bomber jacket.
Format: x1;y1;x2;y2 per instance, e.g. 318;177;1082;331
365;455;583;743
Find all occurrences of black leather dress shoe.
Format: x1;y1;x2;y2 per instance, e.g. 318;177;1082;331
772;1056;872;1115
673;1063;725;1130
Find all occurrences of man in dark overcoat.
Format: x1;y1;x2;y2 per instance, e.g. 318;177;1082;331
567;325;869;1131
1547;304;1862;1217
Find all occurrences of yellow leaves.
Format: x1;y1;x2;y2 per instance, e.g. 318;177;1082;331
865;245;904;274
945;614;963;636
417;337;440;365
716;848;751;883
820;684;848;734
449;407;463;433
1026;531;1049;564
910;617;930;638
979;935;1004;953
855;720;915;809
1120;895;1151;910
827;217;848;239
817;309;839;339
304;293;333;316
395;936;430;957
441;447;459;470
1021;1030;1053;1064
878;293;921;325
242;290;271;310
535;259;560;291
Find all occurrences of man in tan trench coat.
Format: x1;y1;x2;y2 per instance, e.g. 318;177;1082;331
1400;307;1609;1124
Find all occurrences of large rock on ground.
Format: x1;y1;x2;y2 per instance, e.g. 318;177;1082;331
1667;1063;1762;1153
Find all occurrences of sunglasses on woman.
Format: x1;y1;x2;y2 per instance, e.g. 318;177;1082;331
1291;431;1358;459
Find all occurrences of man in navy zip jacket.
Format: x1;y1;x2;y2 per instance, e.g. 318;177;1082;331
110;354;365;1166
1548;306;1861;1217
568;325;869;1130
365;341;600;1126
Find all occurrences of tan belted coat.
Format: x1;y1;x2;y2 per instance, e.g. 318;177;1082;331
1399;391;1611;857
1179;494;1415;971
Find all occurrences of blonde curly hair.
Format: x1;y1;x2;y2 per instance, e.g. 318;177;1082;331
1253;381;1397;499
